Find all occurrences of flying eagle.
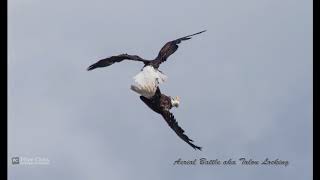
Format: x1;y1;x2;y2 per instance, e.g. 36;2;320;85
140;86;202;151
87;30;206;73
87;31;205;150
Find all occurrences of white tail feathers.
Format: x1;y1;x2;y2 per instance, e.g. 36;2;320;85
130;66;167;98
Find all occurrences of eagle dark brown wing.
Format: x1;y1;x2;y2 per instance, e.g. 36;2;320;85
161;110;202;150
139;87;162;114
139;89;202;150
87;53;149;71
152;30;206;68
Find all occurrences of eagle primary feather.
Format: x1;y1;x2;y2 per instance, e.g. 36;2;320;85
161;111;202;151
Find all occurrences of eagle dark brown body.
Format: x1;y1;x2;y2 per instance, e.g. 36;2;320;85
140;87;202;151
140;90;173;113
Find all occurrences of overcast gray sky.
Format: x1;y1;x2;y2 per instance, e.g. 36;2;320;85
8;0;312;179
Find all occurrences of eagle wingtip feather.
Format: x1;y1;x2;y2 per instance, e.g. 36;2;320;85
194;145;202;151
87;66;94;71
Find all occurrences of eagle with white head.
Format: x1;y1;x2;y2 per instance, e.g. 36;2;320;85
87;31;205;150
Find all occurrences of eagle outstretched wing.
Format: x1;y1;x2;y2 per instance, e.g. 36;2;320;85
87;54;149;71
152;30;206;67
140;94;202;150
161;110;202;150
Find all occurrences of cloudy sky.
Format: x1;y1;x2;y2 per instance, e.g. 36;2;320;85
8;0;312;179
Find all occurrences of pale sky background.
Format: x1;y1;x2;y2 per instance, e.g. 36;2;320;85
8;0;312;179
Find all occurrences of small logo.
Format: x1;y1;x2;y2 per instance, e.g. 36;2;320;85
12;157;20;165
11;156;50;165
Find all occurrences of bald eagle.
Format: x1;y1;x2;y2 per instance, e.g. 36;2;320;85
87;31;205;150
87;30;206;72
140;86;202;150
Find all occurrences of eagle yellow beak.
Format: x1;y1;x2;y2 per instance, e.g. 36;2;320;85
171;96;180;108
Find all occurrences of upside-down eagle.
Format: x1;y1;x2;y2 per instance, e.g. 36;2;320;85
139;84;202;150
87;31;205;150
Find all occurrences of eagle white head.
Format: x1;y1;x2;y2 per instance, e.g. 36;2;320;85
171;96;180;108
